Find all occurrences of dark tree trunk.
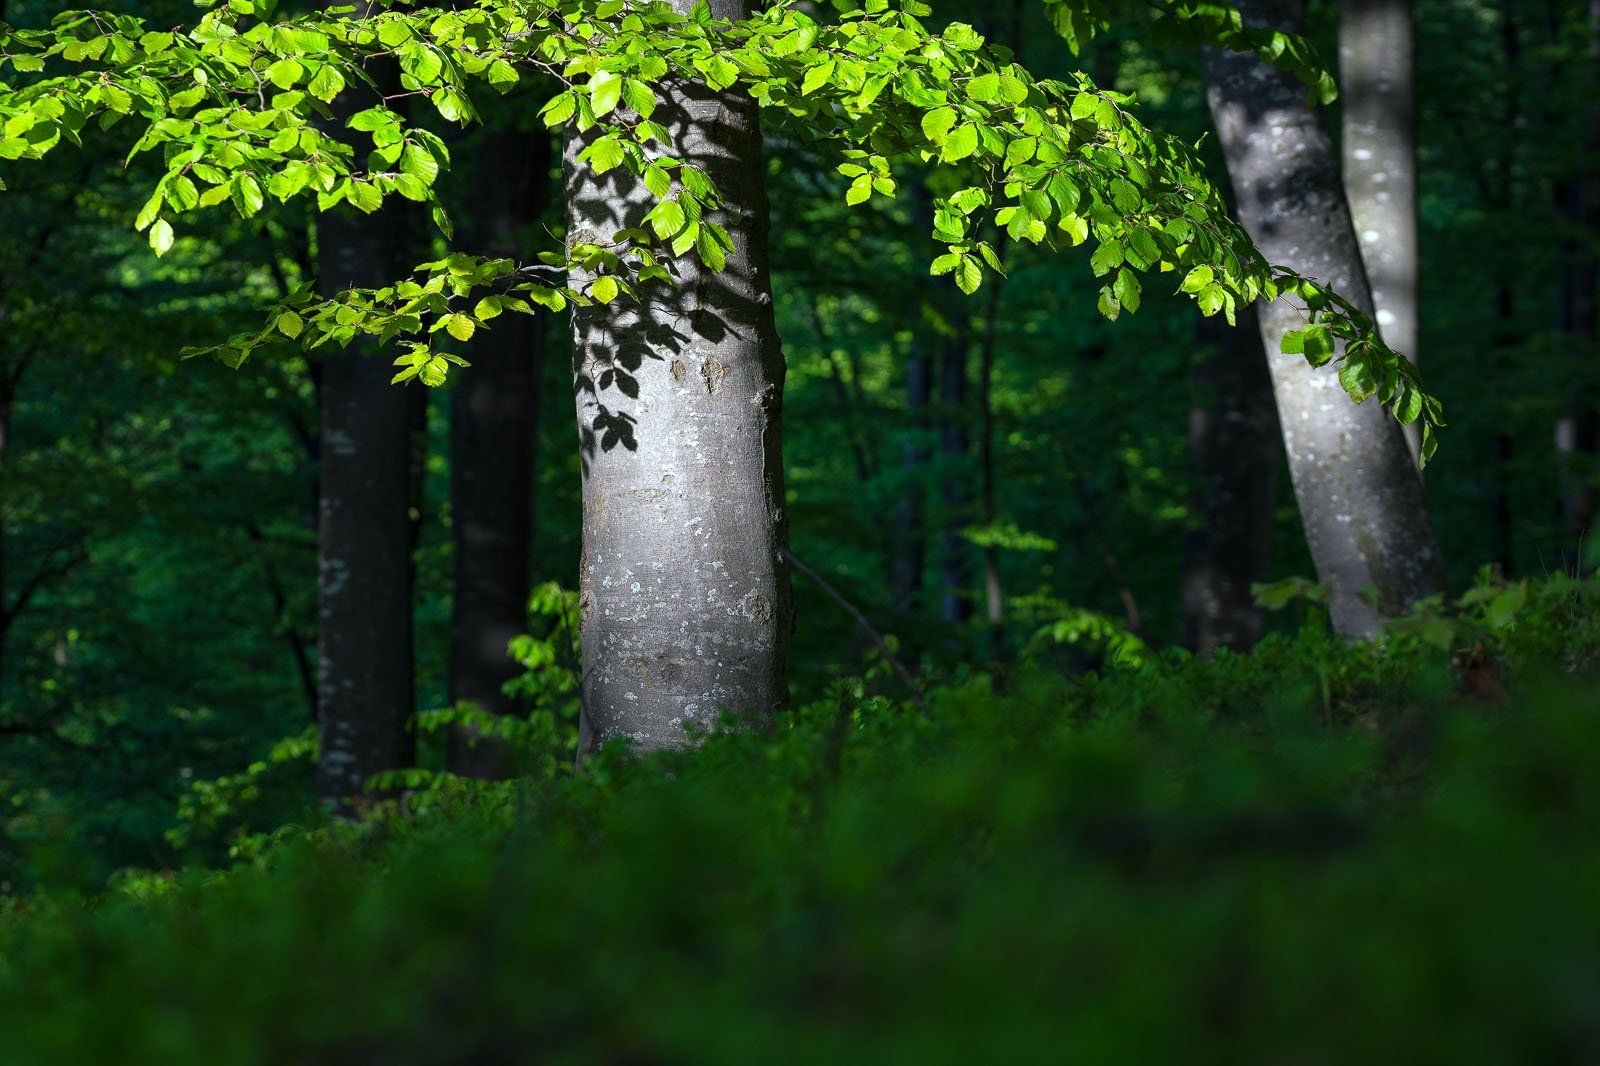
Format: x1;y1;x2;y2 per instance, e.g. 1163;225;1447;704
891;179;939;615
976;257;1005;661
1203;0;1448;636
1554;0;1600;569
1183;303;1280;654
938;337;974;624
447;128;552;779
564;0;791;753
891;352;931;614
314;67;420;810
1341;0;1422;465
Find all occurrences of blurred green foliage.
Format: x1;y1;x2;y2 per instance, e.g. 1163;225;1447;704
0;572;1596;1061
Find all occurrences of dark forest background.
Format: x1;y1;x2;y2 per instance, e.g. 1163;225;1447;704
0;0;1593;878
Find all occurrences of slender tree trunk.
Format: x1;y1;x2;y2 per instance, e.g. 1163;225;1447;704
891;351;931;613
1492;2;1522;576
1183;303;1280;653
1341;0;1422;465
1554;0;1600;569
891;179;938;615
565;0;791;753
314;75;420;809
938;336;974;624
976;256;1005;661
447;128;552;779
1203;0;1448;636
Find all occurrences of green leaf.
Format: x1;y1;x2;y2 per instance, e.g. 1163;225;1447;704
148;218;174;257
444;313;475;342
846;174;872;206
621;79;656;118
921;106;957;143
400;142;439;183
307;63;344;104
1090;240;1123;276
802;58;835;96
540;92;577;127
266;58;304;90
942;124;979;162
276;311;304;339
591;276;619;303
344;179;382;214
590;72;623;117
955;255;982;294
230;173;264;218
582;136;627;175
966;72;1000;102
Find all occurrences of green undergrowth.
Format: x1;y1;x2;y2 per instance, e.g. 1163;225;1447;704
1;573;1599;1062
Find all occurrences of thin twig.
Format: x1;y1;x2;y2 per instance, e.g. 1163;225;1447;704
779;548;924;706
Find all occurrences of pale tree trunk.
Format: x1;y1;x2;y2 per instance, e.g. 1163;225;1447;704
1203;0;1448;637
315;65;420;809
447;128;552;779
1340;0;1422;465
1183;303;1280;654
565;0;791;753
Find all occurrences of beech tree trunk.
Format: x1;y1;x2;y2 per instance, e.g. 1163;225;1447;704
316;208;420;808
447;128;552;779
1203;0;1448;636
314;54;420;809
564;0;791;752
1183;304;1280;654
1340;0;1421;465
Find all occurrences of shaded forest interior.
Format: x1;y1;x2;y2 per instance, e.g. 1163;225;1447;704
0;0;1598;1057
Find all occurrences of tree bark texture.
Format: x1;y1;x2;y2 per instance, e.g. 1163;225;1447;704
1183;303;1280;654
564;0;791;752
1203;0;1448;636
1340;0;1422;464
447;127;552;778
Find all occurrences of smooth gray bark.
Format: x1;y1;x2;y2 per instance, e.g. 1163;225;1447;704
1183;304;1280;654
1340;0;1421;465
564;0;791;752
1203;0;1447;636
447;127;552;779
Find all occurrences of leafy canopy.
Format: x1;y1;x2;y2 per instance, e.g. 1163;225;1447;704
0;0;1438;456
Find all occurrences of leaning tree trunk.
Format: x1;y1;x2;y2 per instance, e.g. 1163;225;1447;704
1203;0;1448;637
1183;303;1280;654
314;51;420;809
564;0;791;753
1340;0;1421;465
447;126;552;779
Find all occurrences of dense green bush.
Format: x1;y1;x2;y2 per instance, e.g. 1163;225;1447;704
0;573;1596;1063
